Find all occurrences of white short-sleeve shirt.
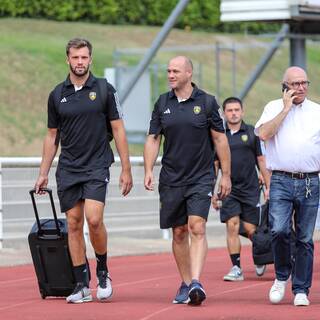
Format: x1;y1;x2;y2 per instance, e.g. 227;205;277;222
255;98;320;172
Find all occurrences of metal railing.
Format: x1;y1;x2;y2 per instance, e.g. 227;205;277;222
0;156;162;250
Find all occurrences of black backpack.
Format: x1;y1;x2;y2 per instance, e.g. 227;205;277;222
252;201;274;265
52;78;113;142
252;202;297;266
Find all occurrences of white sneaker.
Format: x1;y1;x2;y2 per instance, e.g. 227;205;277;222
223;266;244;281
294;293;310;306
66;283;92;303
269;279;287;304
255;264;266;277
97;271;113;301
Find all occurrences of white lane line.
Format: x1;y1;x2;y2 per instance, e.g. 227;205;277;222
138;281;269;320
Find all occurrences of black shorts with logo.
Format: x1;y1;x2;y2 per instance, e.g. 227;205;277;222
159;182;214;229
56;166;110;212
219;193;259;225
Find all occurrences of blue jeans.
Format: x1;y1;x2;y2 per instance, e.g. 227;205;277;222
269;173;319;295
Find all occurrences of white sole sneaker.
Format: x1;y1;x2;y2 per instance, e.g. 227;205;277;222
97;272;113;301
223;266;244;281
269;279;287;304
255;265;266;277
294;293;310;306
66;285;93;304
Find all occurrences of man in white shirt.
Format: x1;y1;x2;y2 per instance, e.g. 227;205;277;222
255;66;320;307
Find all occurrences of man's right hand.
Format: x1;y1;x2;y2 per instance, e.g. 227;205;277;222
218;173;231;199
144;172;155;191
35;174;48;194
211;194;221;210
282;88;297;112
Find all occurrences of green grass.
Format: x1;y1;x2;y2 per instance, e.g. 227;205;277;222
0;18;319;156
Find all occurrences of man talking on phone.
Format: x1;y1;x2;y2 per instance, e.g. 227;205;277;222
255;66;320;306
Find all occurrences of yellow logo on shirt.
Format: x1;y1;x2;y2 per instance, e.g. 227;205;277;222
89;91;96;101
241;134;248;142
193;106;201;114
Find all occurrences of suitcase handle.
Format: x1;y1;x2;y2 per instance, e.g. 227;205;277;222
29;188;61;237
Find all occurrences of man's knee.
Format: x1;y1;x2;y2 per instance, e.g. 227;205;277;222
67;214;83;234
188;217;206;238
172;225;188;243
87;215;104;232
226;217;240;236
243;222;256;239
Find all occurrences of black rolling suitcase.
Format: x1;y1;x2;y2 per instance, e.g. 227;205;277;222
28;188;76;299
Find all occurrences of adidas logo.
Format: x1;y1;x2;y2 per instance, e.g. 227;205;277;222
60;97;67;103
163;108;171;114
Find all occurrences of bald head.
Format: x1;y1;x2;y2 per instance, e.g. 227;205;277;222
282;66;309;104
167;56;194;92
169;56;193;73
283;66;307;82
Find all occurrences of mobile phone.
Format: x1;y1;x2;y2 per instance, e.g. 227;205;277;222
282;83;289;92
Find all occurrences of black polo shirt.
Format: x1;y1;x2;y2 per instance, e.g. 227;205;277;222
224;121;262;197
48;72;122;172
149;84;224;186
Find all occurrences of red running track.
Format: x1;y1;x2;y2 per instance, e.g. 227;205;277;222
1;244;320;320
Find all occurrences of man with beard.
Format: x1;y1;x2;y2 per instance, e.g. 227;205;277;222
35;38;133;303
255;66;320;306
212;97;270;281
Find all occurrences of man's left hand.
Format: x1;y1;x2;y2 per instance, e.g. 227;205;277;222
119;170;133;196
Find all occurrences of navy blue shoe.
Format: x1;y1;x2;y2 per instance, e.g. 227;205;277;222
188;280;206;306
172;282;190;304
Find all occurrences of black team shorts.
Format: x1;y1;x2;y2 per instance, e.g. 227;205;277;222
159;181;214;229
219;193;259;225
56;166;110;213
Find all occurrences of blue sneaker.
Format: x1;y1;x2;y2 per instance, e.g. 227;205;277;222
188;280;206;306
172;282;190;304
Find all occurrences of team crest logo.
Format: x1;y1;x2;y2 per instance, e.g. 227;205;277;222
241;134;248;142
89;91;96;101
193;106;201;114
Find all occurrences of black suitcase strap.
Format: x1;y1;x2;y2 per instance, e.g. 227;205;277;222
29;188;61;236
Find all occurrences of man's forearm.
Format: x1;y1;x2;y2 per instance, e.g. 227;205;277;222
113;125;131;171
214;134;231;176
258;110;289;141
143;135;160;174
39;131;58;176
257;156;271;189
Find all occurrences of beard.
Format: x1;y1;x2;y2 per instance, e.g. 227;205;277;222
69;64;90;77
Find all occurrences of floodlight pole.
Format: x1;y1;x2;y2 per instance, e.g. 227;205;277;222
119;0;191;104
290;36;306;70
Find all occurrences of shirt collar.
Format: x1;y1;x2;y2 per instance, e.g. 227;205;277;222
168;82;199;100
226;120;247;132
293;98;307;108
64;72;95;88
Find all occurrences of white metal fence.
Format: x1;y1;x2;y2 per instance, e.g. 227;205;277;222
0;156;162;250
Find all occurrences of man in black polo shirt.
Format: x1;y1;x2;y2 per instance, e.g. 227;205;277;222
213;97;270;282
35;38;133;303
144;56;231;306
